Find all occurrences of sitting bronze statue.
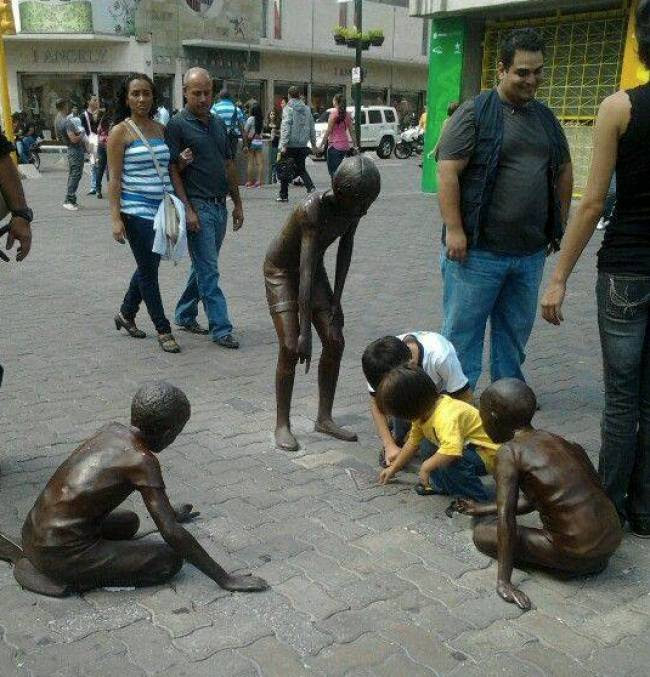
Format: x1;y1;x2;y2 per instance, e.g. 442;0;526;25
264;154;381;451
0;381;267;597
449;379;622;611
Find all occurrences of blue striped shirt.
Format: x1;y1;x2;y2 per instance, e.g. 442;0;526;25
210;100;244;136
120;138;173;220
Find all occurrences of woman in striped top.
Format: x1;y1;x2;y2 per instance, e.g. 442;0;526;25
108;73;181;353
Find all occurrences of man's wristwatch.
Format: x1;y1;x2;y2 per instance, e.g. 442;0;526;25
11;207;33;224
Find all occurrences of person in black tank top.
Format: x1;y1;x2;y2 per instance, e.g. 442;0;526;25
540;0;650;538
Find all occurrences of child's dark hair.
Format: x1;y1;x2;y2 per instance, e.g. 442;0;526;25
376;365;439;421
333;93;347;125
499;28;545;70
362;336;411;391
638;0;650;69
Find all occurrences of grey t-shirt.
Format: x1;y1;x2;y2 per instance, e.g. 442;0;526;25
438;97;570;255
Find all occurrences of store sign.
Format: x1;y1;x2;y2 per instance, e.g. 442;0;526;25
31;47;110;65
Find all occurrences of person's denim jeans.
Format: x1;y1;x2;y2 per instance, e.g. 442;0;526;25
279;147;314;199
96;144;109;193
20;135;36;164
120;213;172;335
326;147;347;178
65;145;84;204
392;417;490;501
597;271;650;523
175;200;232;340
441;247;546;390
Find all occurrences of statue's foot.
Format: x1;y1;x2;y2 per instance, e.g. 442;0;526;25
14;558;73;598
275;426;300;451
315;418;358;442
222;573;269;592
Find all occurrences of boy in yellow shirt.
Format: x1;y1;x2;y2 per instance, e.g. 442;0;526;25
377;365;499;501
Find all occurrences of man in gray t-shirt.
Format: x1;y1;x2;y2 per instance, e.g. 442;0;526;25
54;100;85;211
436;28;573;390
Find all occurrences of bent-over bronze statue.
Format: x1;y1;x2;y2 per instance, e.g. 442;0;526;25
264;155;381;451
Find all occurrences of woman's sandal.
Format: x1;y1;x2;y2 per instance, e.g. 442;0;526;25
114;313;146;339
158;333;181;353
414;482;441;497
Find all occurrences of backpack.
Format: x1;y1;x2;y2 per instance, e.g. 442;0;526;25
228;106;240;140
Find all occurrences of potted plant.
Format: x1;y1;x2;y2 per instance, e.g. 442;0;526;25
345;28;361;47
360;32;371;50
367;29;385;47
333;25;346;45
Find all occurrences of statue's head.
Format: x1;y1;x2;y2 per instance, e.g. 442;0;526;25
479;378;536;443
131;381;191;452
332;155;381;217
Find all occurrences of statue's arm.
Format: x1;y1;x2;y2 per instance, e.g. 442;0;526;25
331;226;357;327
297;219;319;371
495;446;521;587
140;486;232;588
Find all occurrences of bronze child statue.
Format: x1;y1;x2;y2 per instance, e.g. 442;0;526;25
0;381;267;597
264;154;381;451
450;378;622;611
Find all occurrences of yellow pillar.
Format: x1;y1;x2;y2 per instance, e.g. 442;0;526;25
0;0;16;143
621;0;650;88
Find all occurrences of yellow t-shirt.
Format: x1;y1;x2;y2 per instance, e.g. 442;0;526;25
406;395;500;473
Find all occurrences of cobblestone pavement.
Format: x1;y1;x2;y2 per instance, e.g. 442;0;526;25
0;154;648;677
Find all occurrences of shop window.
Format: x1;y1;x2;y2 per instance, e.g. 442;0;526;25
185;0;215;12
368;110;382;124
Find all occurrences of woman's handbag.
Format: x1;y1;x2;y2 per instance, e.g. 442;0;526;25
275;154;296;183
125;118;181;248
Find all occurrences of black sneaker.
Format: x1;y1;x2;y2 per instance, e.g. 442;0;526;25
215;334;239;349
276;196;288;202
97;192;103;199
87;189;96;195
630;517;650;538
178;321;209;335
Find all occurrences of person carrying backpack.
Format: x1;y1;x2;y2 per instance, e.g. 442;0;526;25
211;88;245;157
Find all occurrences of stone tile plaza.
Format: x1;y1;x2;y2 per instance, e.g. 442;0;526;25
2;1;650;676
0;153;647;676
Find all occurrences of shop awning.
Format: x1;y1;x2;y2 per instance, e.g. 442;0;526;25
4;33;132;43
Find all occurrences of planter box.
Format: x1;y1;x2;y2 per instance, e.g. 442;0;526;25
334;34;346;45
370;36;385;47
19;0;93;33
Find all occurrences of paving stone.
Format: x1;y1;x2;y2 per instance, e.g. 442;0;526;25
458;653;543;676
578;606;650;646
276;575;349;620
162;649;259;677
514;641;595;677
240;636;315;677
114;619;188;674
330;572;417;610
450;620;536;661
584;635;650;677
305;633;399;675
396;564;478;608
371;652;438;676
515;611;597;659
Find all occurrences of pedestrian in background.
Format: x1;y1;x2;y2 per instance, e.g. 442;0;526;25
267;108;280;183
107;73;181;354
244;101;264;187
56;99;85;211
211;88;245;158
277;85;316;203
318;94;353;180
82;95;100;196
95;109;112;200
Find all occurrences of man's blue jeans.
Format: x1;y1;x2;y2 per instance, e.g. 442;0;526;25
597;271;650;523
175;199;233;340
441;247;546;390
393;417;490;501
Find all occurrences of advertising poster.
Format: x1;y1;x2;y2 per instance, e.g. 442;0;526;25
421;17;465;193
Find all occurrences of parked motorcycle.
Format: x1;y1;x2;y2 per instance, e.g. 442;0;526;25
394;126;424;159
28;140;41;171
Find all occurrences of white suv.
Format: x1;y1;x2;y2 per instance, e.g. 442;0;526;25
313;105;400;159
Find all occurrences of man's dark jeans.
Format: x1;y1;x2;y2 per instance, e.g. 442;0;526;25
120;213;172;335
65;144;84;204
279;147;314;199
597;271;650;523
96;144;109;193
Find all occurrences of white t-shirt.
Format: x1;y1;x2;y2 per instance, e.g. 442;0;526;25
367;331;468;396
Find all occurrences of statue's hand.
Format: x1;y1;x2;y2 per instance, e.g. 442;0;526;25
297;331;312;374
497;580;531;611
450;498;479;516
175;503;200;523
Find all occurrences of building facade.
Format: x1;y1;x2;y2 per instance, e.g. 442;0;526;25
3;0;429;137
411;0;649;193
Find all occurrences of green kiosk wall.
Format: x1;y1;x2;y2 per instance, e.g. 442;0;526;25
421;17;466;193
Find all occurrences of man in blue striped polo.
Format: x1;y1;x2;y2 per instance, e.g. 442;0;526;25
211;88;245;158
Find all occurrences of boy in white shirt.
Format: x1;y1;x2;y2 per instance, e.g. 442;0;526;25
362;332;472;466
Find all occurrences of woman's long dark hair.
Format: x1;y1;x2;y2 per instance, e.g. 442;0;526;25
113;73;158;125
333;94;347;126
250;102;264;135
638;0;650;69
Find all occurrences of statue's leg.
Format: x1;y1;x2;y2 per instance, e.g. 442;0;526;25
100;511;140;540
14;558;72;598
472;518;608;576
312;308;357;442
271;310;300;451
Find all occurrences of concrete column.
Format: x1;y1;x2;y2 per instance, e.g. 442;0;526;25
174;58;184;110
92;73;99;96
266;77;275;110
